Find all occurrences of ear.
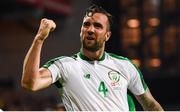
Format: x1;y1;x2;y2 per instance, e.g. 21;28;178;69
105;31;111;41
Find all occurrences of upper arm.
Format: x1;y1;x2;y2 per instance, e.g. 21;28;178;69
35;67;53;90
128;61;148;95
135;89;164;111
22;67;53;91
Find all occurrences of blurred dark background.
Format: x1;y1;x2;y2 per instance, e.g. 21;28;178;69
0;0;179;111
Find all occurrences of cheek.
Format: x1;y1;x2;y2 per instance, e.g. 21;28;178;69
80;31;82;38
80;32;83;42
80;28;84;38
99;33;108;42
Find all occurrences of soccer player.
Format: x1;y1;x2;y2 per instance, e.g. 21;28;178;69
21;5;164;111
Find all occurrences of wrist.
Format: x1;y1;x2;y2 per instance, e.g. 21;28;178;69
34;34;46;43
34;37;45;45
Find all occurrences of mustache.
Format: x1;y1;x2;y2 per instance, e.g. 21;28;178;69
87;31;94;35
85;34;95;40
86;35;95;40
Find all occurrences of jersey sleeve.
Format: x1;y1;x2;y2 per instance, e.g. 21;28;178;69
42;58;64;83
127;61;148;95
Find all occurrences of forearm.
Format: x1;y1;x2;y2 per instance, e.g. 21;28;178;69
21;37;44;90
142;99;164;111
21;18;56;91
136;90;164;111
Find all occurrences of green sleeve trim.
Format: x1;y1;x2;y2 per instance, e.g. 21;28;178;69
71;53;78;60
43;53;79;68
131;63;148;91
127;94;136;111
54;81;63;88
42;56;65;68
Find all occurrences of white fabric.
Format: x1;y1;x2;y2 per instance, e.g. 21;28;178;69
46;52;146;111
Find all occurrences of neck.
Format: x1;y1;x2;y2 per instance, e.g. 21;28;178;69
81;47;105;61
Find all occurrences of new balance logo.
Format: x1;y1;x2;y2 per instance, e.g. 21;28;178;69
84;74;91;79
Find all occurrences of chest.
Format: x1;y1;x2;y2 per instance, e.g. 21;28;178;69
65;60;129;97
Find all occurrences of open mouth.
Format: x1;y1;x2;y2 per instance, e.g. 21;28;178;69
86;36;95;40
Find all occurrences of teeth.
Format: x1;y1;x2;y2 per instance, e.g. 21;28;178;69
87;36;94;40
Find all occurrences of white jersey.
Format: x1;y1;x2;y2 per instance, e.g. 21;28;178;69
43;52;148;111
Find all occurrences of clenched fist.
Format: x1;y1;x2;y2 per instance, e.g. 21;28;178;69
35;18;56;41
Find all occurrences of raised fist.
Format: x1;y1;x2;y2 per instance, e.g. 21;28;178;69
36;18;56;41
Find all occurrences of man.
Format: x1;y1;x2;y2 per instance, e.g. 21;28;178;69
21;5;163;111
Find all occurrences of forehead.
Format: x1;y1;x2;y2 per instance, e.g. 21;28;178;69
83;13;108;24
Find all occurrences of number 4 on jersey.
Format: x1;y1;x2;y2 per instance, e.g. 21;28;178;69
98;81;108;97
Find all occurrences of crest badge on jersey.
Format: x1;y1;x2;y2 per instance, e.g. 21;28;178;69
108;71;121;90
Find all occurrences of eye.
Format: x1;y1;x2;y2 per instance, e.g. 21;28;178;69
83;22;90;27
94;23;103;29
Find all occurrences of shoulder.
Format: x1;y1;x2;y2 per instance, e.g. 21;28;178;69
107;52;130;61
43;54;78;68
107;52;138;69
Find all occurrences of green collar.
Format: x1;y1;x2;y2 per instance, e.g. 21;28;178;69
79;50;106;61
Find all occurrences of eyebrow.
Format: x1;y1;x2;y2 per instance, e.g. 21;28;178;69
83;21;103;27
83;21;90;26
93;22;103;28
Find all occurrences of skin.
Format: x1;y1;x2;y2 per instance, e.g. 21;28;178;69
21;18;55;91
80;13;111;60
21;13;163;111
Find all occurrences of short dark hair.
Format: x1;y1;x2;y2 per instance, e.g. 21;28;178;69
84;4;113;31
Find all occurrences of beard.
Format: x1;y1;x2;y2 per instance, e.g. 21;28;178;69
82;39;102;52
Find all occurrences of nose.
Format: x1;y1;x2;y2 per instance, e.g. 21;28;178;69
87;26;95;36
87;31;94;36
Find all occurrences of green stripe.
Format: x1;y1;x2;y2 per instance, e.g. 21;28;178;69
54;81;63;88
43;53;78;68
42;56;65;68
127;94;136;111
131;63;148;91
108;53;148;91
79;50;106;61
71;54;78;60
108;53;129;61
